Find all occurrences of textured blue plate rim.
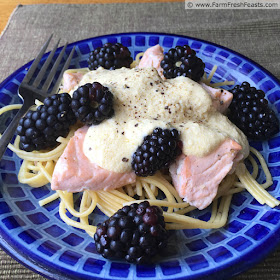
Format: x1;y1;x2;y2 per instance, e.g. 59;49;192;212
0;32;279;280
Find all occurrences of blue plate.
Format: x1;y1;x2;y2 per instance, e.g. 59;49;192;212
0;32;280;280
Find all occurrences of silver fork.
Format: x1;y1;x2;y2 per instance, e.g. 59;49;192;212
0;35;75;159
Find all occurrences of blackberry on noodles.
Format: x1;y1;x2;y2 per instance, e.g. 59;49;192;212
88;42;133;70
16;93;76;152
160;45;205;81
132;128;182;177
94;201;169;264
228;81;279;140
71;82;114;125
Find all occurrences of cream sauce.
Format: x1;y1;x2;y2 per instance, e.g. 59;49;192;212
67;67;249;173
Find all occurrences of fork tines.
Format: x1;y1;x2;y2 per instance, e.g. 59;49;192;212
22;35;75;96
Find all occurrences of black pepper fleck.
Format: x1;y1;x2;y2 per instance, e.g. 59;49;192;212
135;124;138;127
150;82;153;86
121;132;125;135
122;157;129;162
161;92;164;95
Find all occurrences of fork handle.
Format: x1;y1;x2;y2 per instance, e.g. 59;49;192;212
0;100;34;160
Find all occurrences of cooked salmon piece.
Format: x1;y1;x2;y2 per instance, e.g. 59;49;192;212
51;126;136;192
200;83;233;113
62;72;84;92
169;139;242;210
138;44;165;79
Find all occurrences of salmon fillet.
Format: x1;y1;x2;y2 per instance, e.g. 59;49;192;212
200;83;233;113
169;139;242;210
62;72;84;92
138;44;165;79
51;126;136;192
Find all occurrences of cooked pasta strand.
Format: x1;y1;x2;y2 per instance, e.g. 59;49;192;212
143;182;156;200
39;192;60;206
250;147;273;188
124;199;189;208
236;163;279;207
210;81;235;87
165;195;232;230
59;201;97;232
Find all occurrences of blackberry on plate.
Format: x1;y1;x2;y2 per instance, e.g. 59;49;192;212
71;82;114;125
160;45;205;82
17;93;76;152
94;201;168;264
228;81;279;140
88;42;133;70
132;128;182;177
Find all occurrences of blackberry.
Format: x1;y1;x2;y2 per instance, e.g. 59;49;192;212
71;82;114;125
94;201;168;264
160;45;205;81
132;128;182;177
16;93;76;152
228;82;279;140
88;43;133;70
